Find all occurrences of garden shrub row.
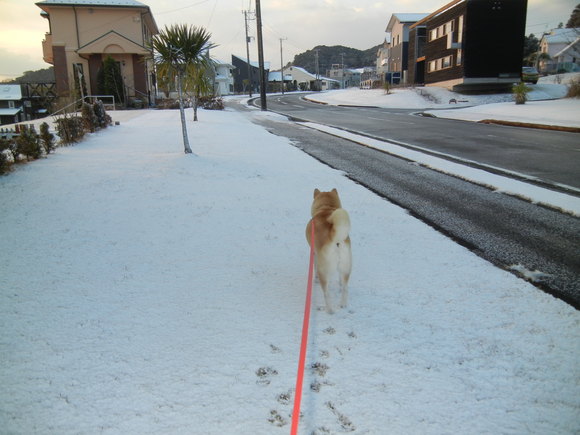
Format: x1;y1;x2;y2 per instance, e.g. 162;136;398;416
0;100;112;175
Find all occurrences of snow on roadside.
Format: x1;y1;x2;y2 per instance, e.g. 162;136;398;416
297;121;580;216
306;72;580;125
425;98;580;127
0;107;578;434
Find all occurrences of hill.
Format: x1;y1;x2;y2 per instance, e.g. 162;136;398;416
2;67;55;84
290;44;381;74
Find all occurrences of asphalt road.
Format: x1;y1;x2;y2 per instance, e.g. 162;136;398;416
265;93;580;194
237;96;580;309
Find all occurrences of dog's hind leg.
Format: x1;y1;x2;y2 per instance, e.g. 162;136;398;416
317;273;334;314
339;273;349;309
338;242;351;309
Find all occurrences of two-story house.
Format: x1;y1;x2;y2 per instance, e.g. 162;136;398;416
0;85;24;126
385;13;429;84
376;40;391;82
36;0;158;105
539;28;580;74
408;0;527;91
212;60;235;96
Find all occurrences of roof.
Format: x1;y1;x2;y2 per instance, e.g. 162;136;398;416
386;13;429;32
394;13;430;23
554;37;580;58
36;0;148;6
0;85;22;101
286;66;338;83
0;108;22;116
542;28;580;44
36;0;158;33
268;71;292;82
77;30;149;55
410;0;464;29
232;54;270;70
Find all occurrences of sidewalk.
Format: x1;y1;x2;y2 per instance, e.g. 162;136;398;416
1;106;578;434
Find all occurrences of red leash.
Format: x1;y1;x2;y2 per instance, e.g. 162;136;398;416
291;220;315;434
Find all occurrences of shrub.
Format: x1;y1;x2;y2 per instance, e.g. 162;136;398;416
97;55;125;105
15;125;42;160
39;122;56;154
93;100;112;128
81;102;99;133
55;115;85;145
566;79;580;98
512;82;532;104
198;96;224;110
0;138;14;174
383;81;391;95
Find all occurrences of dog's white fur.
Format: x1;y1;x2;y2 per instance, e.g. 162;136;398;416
306;188;352;314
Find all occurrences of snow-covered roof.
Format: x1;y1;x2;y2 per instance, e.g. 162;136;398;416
0;85;22;101
394;13;430;23
36;0;148;7
543;28;580;44
268;71;292;82
554;37;580;58
0;108;22;116
212;59;234;68
232;54;270;70
386;13;429;32
288;65;313;77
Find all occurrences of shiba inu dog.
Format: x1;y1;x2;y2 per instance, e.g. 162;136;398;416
306;188;352;314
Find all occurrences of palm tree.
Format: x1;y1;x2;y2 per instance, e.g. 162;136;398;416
150;24;215;154
184;65;213;121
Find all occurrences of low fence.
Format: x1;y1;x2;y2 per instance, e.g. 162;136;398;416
0;124;37;140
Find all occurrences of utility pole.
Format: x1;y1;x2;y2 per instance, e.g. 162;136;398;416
341;52;345;89
243;10;254;97
314;49;320;91
255;0;267;110
279;37;287;94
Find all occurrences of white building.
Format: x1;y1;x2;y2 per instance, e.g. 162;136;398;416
212;60;235;96
285;66;339;91
539;28;580;74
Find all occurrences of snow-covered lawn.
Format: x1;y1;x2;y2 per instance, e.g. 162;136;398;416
1;107;578;434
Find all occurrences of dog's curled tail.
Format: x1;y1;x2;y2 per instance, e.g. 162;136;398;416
328;208;350;243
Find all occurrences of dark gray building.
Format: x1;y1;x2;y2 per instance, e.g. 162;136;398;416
231;55;269;94
408;0;528;91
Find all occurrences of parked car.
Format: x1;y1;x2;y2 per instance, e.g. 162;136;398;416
521;67;539;84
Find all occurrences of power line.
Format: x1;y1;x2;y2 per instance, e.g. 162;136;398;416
155;0;213;16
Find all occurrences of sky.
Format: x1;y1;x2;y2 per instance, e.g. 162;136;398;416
0;0;576;81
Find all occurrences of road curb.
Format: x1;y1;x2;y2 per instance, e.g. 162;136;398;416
478;119;580;133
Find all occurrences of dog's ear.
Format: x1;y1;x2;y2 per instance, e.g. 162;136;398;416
332;188;338;194
314;188;320;197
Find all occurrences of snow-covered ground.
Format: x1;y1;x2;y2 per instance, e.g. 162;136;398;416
306;72;580;128
1;103;579;434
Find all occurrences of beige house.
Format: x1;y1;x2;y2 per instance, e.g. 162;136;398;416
36;0;158;105
385;13;428;84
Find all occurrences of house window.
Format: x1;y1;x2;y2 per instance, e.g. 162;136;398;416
8;101;15;108
429;20;455;41
456;49;462;66
442;56;452;68
428;55;454;73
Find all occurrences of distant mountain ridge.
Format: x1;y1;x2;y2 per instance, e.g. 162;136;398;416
2;67;55;84
290;44;381;74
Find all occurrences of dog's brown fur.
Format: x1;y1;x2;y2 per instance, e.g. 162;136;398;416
306;188;352;313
